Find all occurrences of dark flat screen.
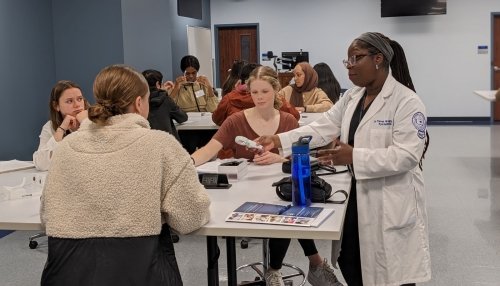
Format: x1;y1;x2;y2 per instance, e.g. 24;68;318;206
381;0;446;17
281;51;309;70
178;0;202;20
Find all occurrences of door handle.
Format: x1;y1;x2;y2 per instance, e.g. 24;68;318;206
495;66;500;72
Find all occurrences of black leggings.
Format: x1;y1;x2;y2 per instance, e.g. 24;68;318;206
269;238;318;270
338;178;363;286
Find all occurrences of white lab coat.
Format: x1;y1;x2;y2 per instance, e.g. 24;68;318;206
278;74;431;286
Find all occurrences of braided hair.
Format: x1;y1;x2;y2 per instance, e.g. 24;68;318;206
378;33;429;170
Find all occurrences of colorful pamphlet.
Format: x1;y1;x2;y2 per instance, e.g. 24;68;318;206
225;201;334;227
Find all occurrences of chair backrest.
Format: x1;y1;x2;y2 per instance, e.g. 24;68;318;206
340;88;348;97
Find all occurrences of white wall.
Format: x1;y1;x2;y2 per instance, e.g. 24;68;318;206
211;0;500;118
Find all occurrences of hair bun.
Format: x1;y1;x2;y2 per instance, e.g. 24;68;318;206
88;103;114;125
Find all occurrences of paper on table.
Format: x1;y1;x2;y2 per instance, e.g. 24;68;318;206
0;172;46;201
0;160;35;174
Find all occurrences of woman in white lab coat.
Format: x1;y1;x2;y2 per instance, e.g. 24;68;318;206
257;32;431;286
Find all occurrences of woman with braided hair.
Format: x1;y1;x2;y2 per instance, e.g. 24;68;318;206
257;32;431;286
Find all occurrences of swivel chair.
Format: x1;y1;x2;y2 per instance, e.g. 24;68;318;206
238;238;306;286
28;232;46;249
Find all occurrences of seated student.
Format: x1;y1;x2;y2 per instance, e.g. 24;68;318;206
212;63;300;126
40;65;211;286
142;69;188;142
33;80;89;171
191;66;340;286
221;59;246;97
279;62;333;113
314;62;342;103
169;55;219;112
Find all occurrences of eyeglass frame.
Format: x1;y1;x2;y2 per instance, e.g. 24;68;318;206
342;53;374;68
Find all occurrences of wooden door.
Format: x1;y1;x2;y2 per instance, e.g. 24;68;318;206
494;15;500;121
216;25;258;87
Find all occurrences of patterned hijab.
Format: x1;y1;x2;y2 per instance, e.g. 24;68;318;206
290;62;318;107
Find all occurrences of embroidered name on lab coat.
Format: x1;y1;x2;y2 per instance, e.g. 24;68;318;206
374;119;393;126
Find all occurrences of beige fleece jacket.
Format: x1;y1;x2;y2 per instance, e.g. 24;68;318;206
279;86;333;112
40;113;210;238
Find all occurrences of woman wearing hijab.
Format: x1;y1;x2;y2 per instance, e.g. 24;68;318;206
278;62;333;113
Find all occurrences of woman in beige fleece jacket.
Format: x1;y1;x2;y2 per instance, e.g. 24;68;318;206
40;65;210;286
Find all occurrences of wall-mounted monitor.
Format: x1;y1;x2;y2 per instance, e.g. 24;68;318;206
281;51;309;70
381;0;446;18
178;0;202;20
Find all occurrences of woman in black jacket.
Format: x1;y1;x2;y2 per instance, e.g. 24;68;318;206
142;69;188;142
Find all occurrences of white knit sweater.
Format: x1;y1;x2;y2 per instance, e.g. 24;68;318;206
40;113;210;238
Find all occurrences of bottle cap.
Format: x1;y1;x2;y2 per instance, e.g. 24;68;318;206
292;136;312;154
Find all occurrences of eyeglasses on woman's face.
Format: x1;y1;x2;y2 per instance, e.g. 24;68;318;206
342;54;372;68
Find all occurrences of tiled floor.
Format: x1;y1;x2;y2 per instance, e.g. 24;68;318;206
1;125;499;285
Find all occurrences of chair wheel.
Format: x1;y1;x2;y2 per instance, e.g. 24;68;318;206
29;240;38;249
171;234;179;243
241;239;248;249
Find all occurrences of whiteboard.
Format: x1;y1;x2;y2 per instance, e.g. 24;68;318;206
187;26;214;86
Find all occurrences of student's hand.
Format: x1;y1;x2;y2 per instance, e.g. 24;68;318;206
316;140;353;165
295;107;305;113
253;151;284;165
60;114;79;131
162;81;175;92
75;110;88;124
175;75;188;87
255;135;281;151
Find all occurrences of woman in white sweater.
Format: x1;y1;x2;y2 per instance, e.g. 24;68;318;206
32;80;89;171
40;65;211;286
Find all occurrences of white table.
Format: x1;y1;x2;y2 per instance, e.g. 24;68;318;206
176;112;218;130
177;112;325;130
194;163;349;240
195;163;350;285
0;168;43;231
474;90;497;102
0;163;350;286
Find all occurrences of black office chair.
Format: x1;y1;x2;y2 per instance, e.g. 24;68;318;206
28;232;46;249
238;238;306;286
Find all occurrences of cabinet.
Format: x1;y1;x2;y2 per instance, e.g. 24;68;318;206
278;72;294;89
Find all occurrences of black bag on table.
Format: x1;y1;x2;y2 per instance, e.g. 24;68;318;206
272;173;348;204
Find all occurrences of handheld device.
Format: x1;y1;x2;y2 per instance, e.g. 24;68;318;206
198;173;231;189
235;136;264;153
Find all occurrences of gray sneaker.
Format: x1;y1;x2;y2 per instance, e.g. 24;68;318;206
307;259;344;286
265;269;285;286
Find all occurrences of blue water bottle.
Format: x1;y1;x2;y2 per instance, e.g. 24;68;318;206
291;136;312;207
